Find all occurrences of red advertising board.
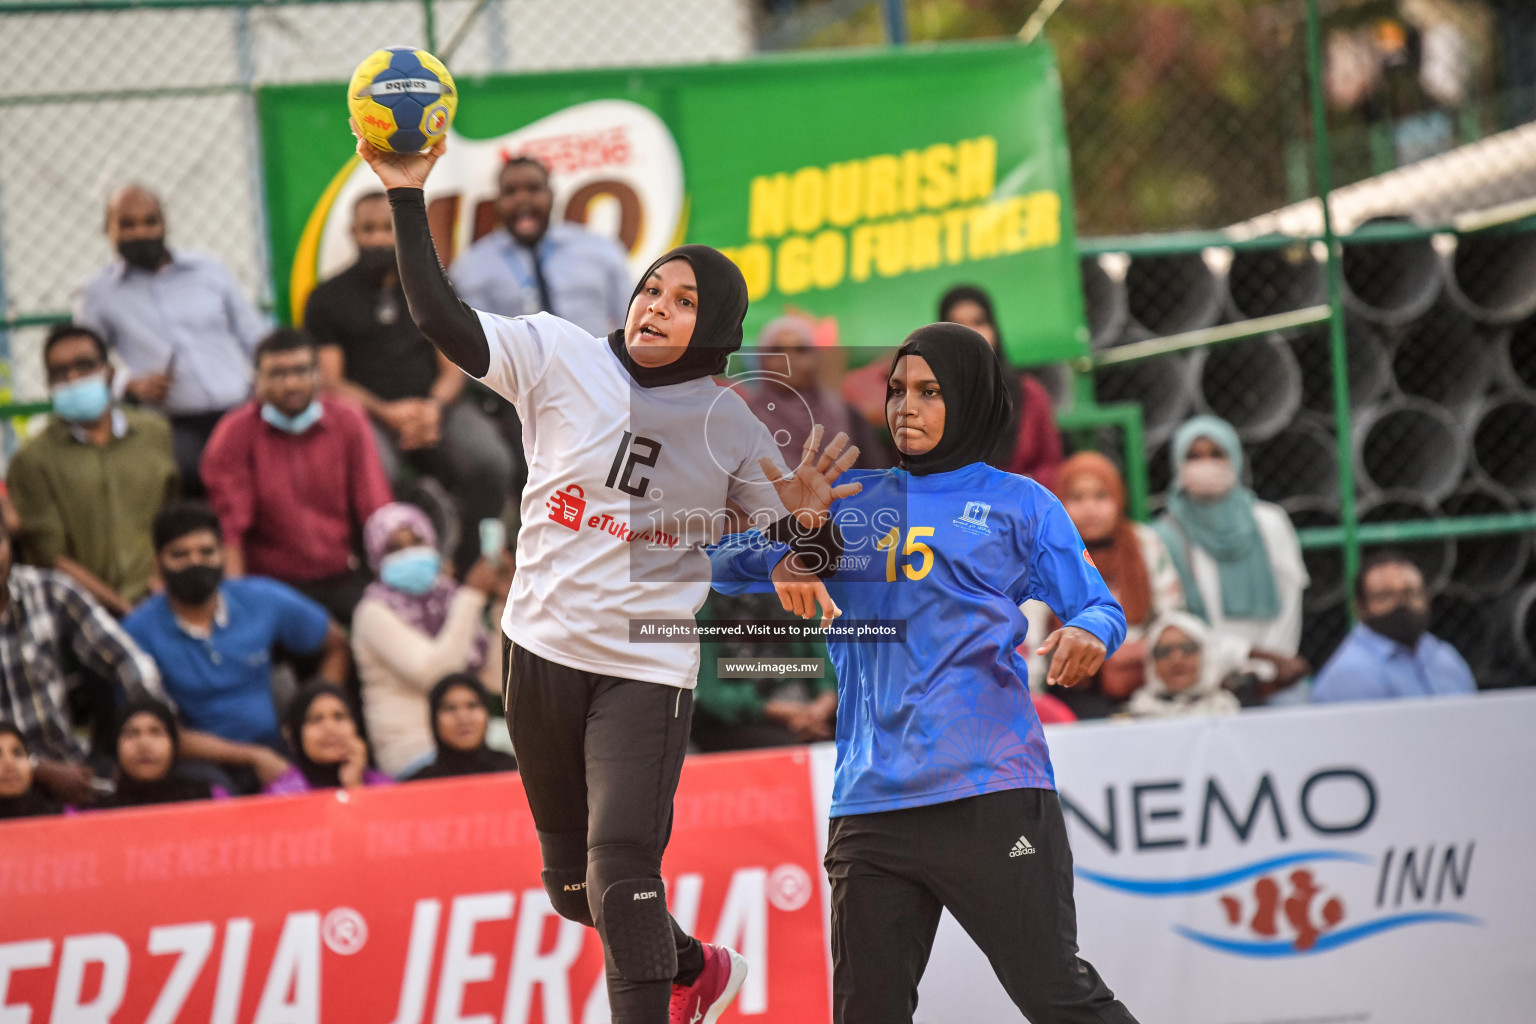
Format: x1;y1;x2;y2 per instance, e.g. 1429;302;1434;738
0;748;830;1024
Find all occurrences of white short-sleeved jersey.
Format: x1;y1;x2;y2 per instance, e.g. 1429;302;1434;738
478;311;789;688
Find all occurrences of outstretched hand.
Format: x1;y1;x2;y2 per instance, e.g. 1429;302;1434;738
761;424;863;529
351;117;445;191
1037;626;1108;688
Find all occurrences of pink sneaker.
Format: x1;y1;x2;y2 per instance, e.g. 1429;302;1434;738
669;943;747;1024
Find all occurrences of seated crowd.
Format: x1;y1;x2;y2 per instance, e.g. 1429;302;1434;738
0;179;1490;823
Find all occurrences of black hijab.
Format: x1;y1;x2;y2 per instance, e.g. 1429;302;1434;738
0;722;61;820
285;682;357;790
101;697;211;808
607;245;749;388
889;322;1014;477
404;673;518;781
937;285;1026;470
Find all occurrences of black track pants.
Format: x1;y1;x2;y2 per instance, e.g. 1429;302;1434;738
825;787;1138;1024
503;640;703;1024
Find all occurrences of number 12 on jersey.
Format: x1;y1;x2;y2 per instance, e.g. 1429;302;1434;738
606;430;663;497
877;526;935;582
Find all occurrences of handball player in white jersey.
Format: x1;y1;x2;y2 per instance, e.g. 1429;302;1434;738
354;132;860;1024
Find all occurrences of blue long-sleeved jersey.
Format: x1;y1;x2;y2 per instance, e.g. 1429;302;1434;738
710;463;1126;817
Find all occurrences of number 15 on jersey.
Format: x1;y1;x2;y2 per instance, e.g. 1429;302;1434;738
877;526;935;582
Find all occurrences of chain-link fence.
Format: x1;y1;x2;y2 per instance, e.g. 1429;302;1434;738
0;0;753;400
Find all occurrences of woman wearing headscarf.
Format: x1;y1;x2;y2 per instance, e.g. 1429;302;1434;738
97;697;217;808
938;284;1064;489
402;673;518;781
0;722;62;820
744;314;894;470
713;324;1139;1024
352;501;502;777
1152;416;1311;688
265;682;390;794
354;132;861;1024
1126;612;1243;719
1033;452;1185;718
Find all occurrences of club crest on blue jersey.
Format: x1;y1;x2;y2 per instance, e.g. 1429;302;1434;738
954;500;992;534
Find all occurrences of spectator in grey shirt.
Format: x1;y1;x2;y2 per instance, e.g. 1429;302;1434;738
76;184;266;493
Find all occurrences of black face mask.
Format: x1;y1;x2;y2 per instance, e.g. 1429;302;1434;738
357;245;398;282
1363;604;1430;649
163;564;222;605
118;237;168;271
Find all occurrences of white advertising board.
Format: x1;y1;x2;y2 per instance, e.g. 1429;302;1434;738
814;691;1536;1024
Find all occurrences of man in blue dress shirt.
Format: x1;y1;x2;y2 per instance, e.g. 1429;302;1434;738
449;155;633;501
1313;550;1476;703
449;156;632;336
77;185;265;493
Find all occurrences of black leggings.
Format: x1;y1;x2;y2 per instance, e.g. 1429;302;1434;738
502;639;703;1024
826;788;1138;1024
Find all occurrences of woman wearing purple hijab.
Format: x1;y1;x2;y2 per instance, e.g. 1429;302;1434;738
351;502;505;776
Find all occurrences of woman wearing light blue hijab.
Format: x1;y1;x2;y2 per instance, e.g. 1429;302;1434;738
1152;416;1310;675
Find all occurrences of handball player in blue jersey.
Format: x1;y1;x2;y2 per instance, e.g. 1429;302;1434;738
712;323;1139;1024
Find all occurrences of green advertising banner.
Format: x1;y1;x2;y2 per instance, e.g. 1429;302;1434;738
259;40;1086;365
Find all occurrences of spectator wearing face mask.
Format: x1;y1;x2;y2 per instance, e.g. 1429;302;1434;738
123;503;352;793
8;323;178;616
352;502;507;777
401;673;518;781
266;682;390;794
0;722;62;820
1153;416;1310;683
1312;551;1475;703
76;185;266;493
96;697;218;809
201;329;392;625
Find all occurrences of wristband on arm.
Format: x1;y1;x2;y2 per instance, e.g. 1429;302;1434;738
764;515;844;579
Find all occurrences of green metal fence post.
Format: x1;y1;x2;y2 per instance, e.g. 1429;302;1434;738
883;0;907;44
1056;399;1150;524
422;0;438;52
1305;0;1360;618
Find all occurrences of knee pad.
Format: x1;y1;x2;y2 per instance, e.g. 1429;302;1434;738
538;831;595;927
542;867;595;926
589;844;676;982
